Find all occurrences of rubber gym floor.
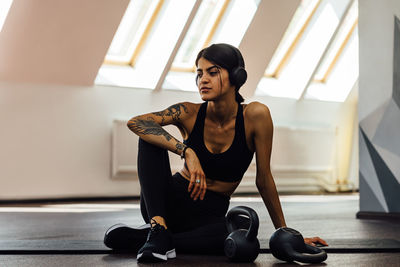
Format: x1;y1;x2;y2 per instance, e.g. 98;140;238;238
0;194;399;266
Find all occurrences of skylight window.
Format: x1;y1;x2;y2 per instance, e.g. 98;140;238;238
306;0;358;102
313;0;358;82
256;0;358;102
97;0;357;103
97;0;260;91
97;0;196;89
105;0;159;64
265;0;320;77
163;0;261;91
172;0;228;71
210;0;261;51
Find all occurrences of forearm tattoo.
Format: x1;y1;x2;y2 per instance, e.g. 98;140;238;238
127;103;188;152
152;103;188;124
127;117;173;141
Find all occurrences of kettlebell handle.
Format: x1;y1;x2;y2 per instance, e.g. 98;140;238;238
226;206;259;241
286;243;327;264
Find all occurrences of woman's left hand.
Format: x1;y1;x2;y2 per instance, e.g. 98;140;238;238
184;148;207;201
304;236;328;247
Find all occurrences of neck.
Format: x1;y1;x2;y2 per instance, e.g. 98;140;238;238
207;98;238;127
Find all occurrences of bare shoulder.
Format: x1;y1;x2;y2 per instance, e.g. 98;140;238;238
161;102;200;118
243;101;272;123
179;102;201;114
244;102;273;143
172;102;203;120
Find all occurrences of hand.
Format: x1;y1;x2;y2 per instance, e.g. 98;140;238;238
184;148;207;201
304;236;328;247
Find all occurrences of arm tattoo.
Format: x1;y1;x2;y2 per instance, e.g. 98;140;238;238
127;117;173;141
152;103;188;124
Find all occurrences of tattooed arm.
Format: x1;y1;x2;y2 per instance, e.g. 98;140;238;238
127;102;190;156
128;102;207;201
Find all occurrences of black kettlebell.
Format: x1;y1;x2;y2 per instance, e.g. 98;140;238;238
269;227;327;264
224;206;260;262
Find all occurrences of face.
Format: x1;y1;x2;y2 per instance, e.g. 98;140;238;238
196;57;234;101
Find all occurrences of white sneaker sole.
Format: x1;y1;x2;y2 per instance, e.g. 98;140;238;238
105;223;150;235
137;248;176;262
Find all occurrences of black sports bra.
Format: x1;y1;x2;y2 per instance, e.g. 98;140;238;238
183;102;254;182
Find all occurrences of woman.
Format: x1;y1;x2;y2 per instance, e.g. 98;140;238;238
104;43;327;262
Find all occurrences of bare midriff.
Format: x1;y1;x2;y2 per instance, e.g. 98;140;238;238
179;168;240;197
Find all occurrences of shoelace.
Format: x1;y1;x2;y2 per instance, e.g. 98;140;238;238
147;219;164;241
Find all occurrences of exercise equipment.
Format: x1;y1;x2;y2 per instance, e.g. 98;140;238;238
269;227;327;264
224;206;260;262
225;44;247;88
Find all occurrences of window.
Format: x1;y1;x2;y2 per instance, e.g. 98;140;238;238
162;0;261;91
105;0;160;64
97;0;358;103
172;0;228;71
96;0;260;91
306;0;358;101
313;0;357;82
96;0;197;88
265;0;320;77
256;0;358;102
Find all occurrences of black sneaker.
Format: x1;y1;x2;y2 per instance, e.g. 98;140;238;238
104;223;150;251
137;221;176;262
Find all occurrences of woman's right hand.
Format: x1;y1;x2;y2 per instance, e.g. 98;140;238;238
184;148;207;201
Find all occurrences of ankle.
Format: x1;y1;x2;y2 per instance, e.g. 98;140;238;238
151;216;168;229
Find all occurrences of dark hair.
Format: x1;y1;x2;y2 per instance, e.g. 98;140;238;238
195;43;247;103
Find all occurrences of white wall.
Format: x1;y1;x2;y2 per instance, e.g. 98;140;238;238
0;81;357;200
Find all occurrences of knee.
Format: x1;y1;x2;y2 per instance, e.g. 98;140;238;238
138;138;161;153
138;138;169;160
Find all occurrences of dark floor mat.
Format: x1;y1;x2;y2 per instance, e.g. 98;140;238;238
260;238;400;253
0;238;399;255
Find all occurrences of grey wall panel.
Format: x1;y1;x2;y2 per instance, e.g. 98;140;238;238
372;99;400;156
361;128;400;212
359;172;387;212
374;144;400;184
359;99;389;141
359;127;389;211
359;3;400;214
393;16;400;108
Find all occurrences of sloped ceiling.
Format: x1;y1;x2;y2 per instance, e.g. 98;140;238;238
0;0;299;89
0;0;129;85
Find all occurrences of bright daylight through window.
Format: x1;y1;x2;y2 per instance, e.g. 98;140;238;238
257;0;358;102
96;0;358;103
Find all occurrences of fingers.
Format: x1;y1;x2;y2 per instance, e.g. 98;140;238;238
197;178;207;201
314;237;328;246
188;174;194;192
188;171;206;201
190;173;202;200
187;171;197;193
304;237;328;247
199;178;207;200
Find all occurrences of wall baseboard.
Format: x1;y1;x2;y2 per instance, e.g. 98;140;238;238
356;211;400;221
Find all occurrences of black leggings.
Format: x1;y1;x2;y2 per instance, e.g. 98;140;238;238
137;138;230;254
